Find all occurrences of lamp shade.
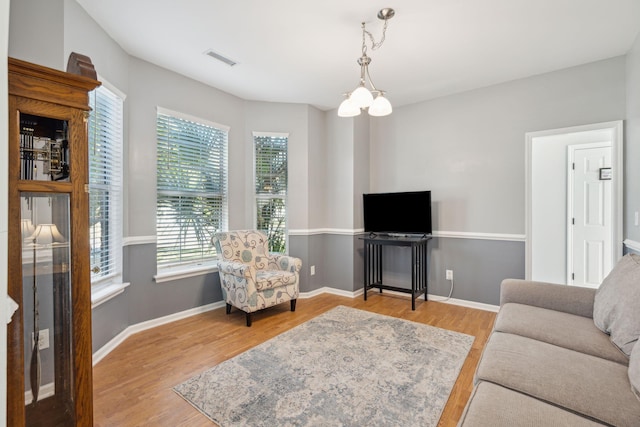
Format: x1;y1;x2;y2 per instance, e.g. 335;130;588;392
28;224;66;245
368;94;393;117
350;86;373;109
21;219;36;240
338;98;361;117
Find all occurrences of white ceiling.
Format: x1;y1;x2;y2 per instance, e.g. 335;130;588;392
76;0;640;111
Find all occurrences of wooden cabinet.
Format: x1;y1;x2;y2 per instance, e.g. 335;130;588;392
7;57;100;427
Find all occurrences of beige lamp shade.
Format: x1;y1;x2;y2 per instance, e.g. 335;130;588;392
28;224;66;245
21;219;36;240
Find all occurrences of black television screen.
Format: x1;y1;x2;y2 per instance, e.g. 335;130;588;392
363;191;432;235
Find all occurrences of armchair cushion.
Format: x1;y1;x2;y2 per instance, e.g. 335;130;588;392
214;230;270;266
256;270;297;291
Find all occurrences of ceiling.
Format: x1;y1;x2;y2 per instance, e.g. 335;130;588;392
76;0;640;111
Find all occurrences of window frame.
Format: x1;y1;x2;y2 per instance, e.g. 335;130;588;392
155;107;229;274
252;131;289;253
88;80;125;293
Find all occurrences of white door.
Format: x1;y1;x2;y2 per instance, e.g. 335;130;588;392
568;143;612;288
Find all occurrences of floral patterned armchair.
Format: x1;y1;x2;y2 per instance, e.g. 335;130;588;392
212;230;302;326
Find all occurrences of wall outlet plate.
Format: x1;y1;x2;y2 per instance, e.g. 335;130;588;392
310;265;316;276
32;329;50;350
446;269;453;280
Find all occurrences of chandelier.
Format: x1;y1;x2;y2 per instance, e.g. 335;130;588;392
338;8;395;118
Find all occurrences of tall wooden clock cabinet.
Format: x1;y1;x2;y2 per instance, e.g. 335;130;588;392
7;57;100;426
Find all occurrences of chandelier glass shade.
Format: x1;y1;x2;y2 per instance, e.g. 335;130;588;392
338;8;394;118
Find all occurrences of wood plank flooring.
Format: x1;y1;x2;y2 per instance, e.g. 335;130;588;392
93;293;496;426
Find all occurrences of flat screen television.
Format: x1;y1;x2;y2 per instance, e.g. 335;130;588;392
363;190;432;235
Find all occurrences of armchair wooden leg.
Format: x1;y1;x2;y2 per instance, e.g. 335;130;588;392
290;299;297;312
226;303;232;315
246;312;253;327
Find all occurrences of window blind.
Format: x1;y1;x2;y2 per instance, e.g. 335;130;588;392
254;134;288;253
156;110;228;268
88;85;123;283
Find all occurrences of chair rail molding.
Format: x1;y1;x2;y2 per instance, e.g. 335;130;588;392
290;229;525;242
123;235;157;246
624;239;640;253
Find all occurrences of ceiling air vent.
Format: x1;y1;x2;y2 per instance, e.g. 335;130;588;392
204;49;237;67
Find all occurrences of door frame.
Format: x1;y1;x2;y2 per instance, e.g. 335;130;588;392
525;120;623;281
567;142;612;286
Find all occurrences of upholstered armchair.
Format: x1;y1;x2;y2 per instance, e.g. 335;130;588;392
212;230;302;326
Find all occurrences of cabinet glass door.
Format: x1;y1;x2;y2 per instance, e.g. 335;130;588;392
21;193;74;426
16;108;77;427
20;113;70;182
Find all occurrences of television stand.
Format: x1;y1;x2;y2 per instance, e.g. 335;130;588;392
360;234;431;310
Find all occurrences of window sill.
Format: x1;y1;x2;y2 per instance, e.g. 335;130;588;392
91;282;130;309
154;262;219;284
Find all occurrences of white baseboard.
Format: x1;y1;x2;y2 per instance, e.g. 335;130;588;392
427;295;499;312
299;286;364;299
93;288;497;365
25;381;55;404
300;287;498;312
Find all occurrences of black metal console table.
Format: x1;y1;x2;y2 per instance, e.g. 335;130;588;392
361;234;431;310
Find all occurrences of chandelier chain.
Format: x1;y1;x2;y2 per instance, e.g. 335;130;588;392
361;18;389;54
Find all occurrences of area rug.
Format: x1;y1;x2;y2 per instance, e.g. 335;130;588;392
173;305;475;426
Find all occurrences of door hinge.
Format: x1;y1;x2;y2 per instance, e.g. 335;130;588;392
84;184;90;193
572;162;575;170
572;273;575;280
572;218;575;225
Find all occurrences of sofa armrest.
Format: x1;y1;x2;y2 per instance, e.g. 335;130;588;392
500;279;596;318
270;254;302;273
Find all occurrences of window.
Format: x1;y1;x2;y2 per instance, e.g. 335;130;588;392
254;132;288;253
88;84;124;284
156;108;228;269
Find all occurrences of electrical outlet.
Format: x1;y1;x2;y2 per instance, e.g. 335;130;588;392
635;211;639;227
446;269;453;280
31;329;50;350
310;265;316;276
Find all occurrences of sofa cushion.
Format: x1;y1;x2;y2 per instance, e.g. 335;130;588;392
459;381;604;426
631;341;640;402
500;279;595;318
476;332;640;426
495;303;628;365
593;253;640;357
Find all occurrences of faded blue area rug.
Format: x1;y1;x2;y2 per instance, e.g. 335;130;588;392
173;305;474;426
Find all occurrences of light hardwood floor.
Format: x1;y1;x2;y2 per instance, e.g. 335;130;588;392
93;293;496;426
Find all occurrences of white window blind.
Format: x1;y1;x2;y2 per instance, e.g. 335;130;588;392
254;133;288;253
88;85;124;284
156;109;228;268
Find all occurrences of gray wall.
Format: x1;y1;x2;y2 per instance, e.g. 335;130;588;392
9;0;65;70
363;57;626;303
627;33;640;244
370;57;626;235
6;0;639;355
244;101;311;230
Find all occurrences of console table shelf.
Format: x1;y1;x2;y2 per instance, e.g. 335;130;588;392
361;235;431;310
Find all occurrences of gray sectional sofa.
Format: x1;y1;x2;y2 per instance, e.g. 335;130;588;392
459;253;640;426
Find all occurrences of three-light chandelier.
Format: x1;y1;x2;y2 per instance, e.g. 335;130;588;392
338;8;395;118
